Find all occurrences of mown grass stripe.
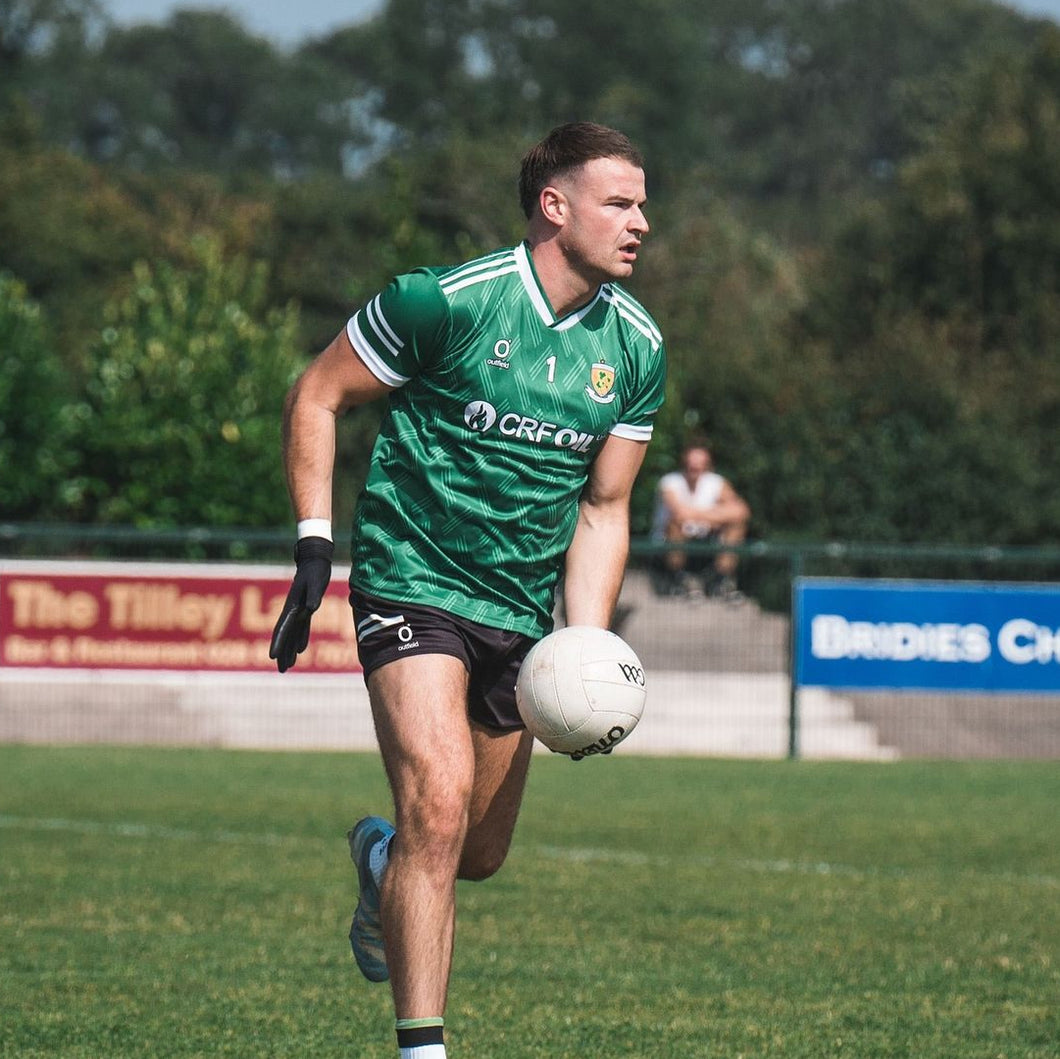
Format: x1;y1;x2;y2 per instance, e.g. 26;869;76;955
3;814;1056;888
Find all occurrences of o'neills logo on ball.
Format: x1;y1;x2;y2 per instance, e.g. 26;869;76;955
567;725;626;762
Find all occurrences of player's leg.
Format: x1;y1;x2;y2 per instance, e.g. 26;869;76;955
366;653;476;1019
652;519;695;596
458;721;534;881
663;518;690;574
713;514;748;594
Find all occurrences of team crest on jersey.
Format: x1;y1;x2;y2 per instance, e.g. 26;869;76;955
586;363;616;404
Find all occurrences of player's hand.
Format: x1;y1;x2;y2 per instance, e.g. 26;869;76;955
269;536;334;673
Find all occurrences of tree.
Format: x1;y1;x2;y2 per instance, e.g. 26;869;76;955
63;238;303;527
14;8;366;179
0;272;75;517
790;26;1060;545
0;0;100;75
0;137;155;350
629;191;806;535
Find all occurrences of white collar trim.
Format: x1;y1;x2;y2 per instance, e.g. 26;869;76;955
515;242;605;329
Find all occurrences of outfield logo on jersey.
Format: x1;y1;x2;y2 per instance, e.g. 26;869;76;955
586;363;616;404
486;338;514;370
463;400;601;453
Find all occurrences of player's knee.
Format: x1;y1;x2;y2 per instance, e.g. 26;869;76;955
457;841;510;882
398;790;471;859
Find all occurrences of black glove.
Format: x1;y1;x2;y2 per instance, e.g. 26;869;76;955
269;536;334;673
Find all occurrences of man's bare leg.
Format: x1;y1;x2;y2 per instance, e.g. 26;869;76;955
367;654;470;1018
460;722;534;881
715;518;748;579
366;655;534;1019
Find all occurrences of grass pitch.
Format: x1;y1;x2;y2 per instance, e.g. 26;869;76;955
1;745;1057;1058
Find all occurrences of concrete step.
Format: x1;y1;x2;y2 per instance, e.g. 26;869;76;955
608;569;791;674
1;667;899;761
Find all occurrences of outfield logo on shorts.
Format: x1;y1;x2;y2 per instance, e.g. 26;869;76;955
463;400;601;453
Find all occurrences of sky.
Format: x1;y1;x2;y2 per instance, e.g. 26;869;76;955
102;0;384;44
102;0;1060;47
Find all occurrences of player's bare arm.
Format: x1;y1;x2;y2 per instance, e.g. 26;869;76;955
712;481;751;526
270;330;396;673
563;434;648;627
282;328;394;523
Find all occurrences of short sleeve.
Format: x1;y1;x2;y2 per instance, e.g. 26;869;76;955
346;270;451;387
611;340;667;442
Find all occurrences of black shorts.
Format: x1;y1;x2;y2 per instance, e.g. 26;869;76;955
349;587;537;731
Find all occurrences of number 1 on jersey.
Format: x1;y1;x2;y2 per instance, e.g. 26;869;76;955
546;355;557;384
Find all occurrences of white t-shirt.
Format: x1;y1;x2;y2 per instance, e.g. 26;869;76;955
651;470;724;540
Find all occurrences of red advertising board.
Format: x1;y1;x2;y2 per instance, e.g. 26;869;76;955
0;561;361;674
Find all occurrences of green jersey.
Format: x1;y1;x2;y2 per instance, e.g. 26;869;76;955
347;241;666;637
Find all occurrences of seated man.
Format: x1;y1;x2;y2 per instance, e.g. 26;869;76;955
650;439;750;599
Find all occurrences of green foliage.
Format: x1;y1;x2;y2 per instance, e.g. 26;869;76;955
0;273;74;517
0;126;277;361
0;0;101;74
790;27;1060;545
265;134;525;353
62;239;303;526
629;194;806;532
0;138;155;351
15;8;364;179
307;0;1035;218
3;0;1060;547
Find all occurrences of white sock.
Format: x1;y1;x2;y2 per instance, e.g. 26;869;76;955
399;1045;446;1059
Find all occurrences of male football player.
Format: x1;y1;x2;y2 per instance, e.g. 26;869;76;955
271;122;666;1059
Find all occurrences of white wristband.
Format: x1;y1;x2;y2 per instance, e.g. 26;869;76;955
296;518;333;542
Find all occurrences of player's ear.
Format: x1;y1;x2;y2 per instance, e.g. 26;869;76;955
539;185;568;226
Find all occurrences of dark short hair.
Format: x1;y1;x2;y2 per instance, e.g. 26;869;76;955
518;122;644;219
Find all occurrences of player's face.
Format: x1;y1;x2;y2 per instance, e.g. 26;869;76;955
555;156;649;283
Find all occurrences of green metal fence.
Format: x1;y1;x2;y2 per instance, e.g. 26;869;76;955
8;521;1058;579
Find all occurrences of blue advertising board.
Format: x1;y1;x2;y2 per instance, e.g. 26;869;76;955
794;579;1060;692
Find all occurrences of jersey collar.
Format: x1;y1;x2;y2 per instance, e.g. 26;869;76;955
515;241;606;331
